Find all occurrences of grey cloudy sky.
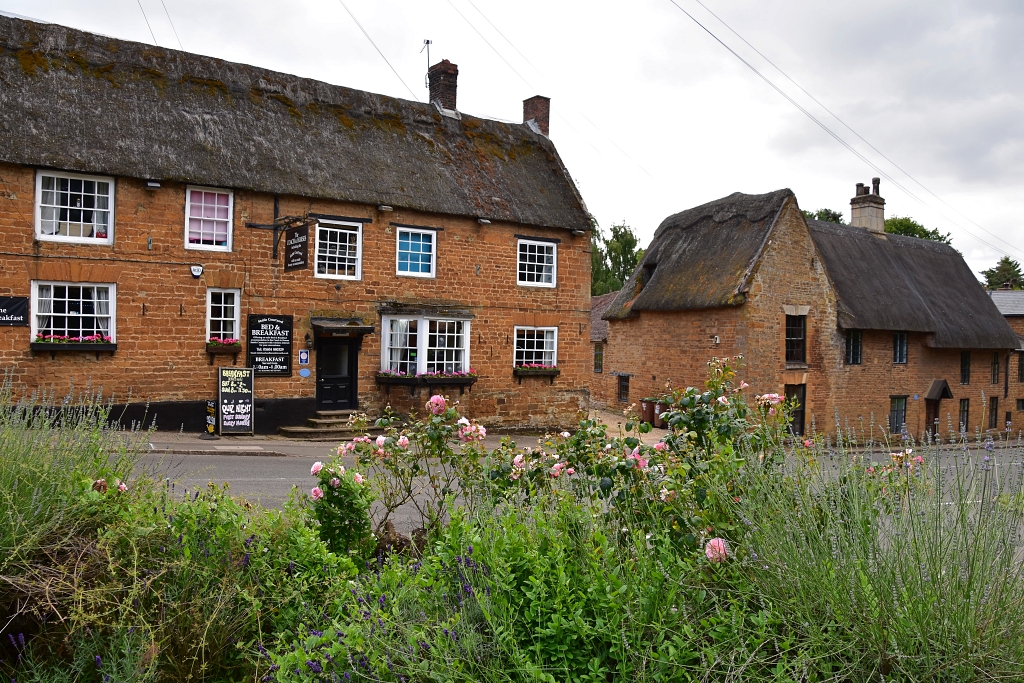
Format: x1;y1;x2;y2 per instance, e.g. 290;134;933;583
5;0;1023;275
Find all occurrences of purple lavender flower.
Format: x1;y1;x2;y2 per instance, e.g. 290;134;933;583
94;655;102;668
305;660;323;674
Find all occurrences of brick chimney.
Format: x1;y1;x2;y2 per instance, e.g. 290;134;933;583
850;177;885;234
428;59;458;110
523;95;550;136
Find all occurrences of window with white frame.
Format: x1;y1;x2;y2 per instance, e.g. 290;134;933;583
207;289;240;341
517;239;557;287
396;228;435;277
36;171;114;244
31;282;116;342
381;317;469;374
315;221;362;279
185;187;233;251
514;326;557;367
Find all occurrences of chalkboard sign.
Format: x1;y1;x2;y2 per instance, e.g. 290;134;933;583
0;297;28;326
205;400;217;435
218;368;254;435
284;225;309;272
247;314;292;376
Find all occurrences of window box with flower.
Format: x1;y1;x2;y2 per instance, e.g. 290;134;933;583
206;336;242;364
420;369;478;394
30;333;117;359
513;363;560;384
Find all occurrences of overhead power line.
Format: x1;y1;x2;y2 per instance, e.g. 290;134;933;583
687;0;1022;258
136;0;158;45
665;0;1019;259
158;0;184;50
336;0;420;101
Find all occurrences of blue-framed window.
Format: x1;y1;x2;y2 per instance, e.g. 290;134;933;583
396;228;435;277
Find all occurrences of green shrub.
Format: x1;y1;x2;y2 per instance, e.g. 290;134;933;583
308;459;376;560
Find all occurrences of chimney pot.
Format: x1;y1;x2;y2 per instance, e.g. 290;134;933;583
851;179;885;234
427;59;458;110
523;95;550;136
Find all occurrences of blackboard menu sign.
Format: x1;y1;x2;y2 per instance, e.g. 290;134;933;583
284;225;309;272
218;368;254;435
0;297;28;326
205;400;217;435
247;314;292;376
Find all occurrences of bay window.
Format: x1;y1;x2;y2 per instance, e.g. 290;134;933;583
381;317;469;375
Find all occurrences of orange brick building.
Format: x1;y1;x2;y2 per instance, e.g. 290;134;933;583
594;182;1019;438
0;15;593;433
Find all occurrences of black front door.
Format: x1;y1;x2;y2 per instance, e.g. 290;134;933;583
925;398;940;436
316;339;357;410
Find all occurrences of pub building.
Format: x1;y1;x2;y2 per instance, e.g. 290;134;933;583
0;15;592;434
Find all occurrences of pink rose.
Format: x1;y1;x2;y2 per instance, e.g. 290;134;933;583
550;462;566;478
560;431;571;439
311;461;323;476
739;381;749;390
566;467;575;475
717;396;728;405
914;455;923;465
513;453;525;469
311;486;324;501
803;439;813;448
376;435;386;447
705;537;729;563
117;481;127;493
426;395;447;415
397;435;410;449
330;477;341;488
654;442;667;452
636;457;649;469
353;473;364;485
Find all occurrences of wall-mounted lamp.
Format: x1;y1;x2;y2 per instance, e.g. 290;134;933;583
711;335;720;345
571;229;586;236
145;180;161;189
377;205;394;211
305;333;313;350
477;218;491;225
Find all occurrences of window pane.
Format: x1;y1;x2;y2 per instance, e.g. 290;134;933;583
426;320;465;373
785;315;806;363
207;289;238;340
518;241;555;284
316;225;360;277
36;283;112;340
38;174;111;240
515;328;556;366
387;319;418;374
397;231;433;274
187;190;231;247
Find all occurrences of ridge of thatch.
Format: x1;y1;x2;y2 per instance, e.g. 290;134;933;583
808;220;1018;349
0;15;590;231
602;189;792;320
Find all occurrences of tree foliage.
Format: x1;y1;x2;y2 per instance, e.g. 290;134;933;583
884;215;952;244
591;222;643;295
801;208;845;223
981;256;1024;290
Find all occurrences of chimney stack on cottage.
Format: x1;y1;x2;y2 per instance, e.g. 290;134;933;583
428;59;458;110
523;95;550;136
850;177;885;234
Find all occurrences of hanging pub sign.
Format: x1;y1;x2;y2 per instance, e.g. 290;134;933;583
218;367;254;435
247;314;293;376
284;225;309;272
0;297;28;326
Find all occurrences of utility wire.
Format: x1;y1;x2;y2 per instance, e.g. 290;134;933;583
158;0;184;50
688;0;1023;258
665;0;1016;258
336;0;420;101
136;0;158;45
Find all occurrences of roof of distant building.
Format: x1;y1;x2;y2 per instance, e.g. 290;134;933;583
0;15;590;231
590;291;618;341
989;290;1024;316
604;189;1018;349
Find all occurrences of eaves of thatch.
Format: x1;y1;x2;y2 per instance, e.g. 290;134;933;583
0;15;590;232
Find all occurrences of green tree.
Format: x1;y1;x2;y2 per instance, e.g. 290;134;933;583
981;256;1024;290
884;215;952;244
802;208;845;223
590;222;643;295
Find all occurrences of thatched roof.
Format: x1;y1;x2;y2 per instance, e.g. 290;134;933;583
602;187;1016;350
590;291;618;341
602;190;792;320
808;220;1018;349
0;15;590;231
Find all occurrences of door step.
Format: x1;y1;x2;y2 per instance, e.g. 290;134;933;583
315;410;358;418
278;409;381;440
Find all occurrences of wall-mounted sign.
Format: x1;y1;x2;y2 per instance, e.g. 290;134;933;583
247;314;293;376
284;225;309;272
218;367;254;435
298;349;309;365
0;297;29;326
190;265;204;278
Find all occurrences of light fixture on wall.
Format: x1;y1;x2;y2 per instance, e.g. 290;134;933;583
572;229;586;235
477;218;491;225
378;205;394;211
305;333;312;350
145;180;161;189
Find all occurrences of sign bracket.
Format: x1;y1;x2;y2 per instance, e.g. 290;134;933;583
245;214;316;260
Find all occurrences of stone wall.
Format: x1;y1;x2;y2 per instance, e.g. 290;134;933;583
0;162;591;430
